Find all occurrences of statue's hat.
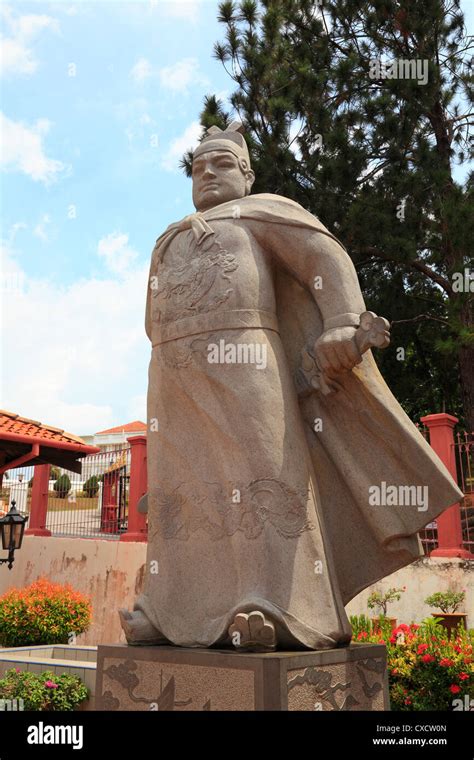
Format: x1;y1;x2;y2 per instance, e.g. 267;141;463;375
193;121;251;165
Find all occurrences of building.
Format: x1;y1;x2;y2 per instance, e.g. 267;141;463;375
81;421;146;454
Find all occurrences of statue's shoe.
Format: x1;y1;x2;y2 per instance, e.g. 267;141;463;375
228;611;277;652
119;608;169;646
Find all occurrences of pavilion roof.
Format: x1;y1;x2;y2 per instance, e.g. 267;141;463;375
0;410;100;475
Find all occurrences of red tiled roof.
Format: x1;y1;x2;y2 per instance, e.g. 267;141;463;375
0;410;88;446
95;421;146;435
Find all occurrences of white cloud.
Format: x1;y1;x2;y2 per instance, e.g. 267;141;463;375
159;0;203;22
0;5;59;77
0;235;25;298
1;237;149;434
97;231;138;275
33;214;51;242
130;57;153;85
127;393;146;422
129;56;208;94
0;112;66;185
161;120;203;172
158;57;208;93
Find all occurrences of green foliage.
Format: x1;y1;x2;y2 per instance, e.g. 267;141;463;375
353;617;474;710
82;475;99;498
53;473;71;498
425;590;466;613
349;613;373;637
0;668;89;711
49;466;60;481
0;578;92;647
188;0;474;427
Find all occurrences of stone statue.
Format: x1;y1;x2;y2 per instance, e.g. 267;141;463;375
119;122;462;652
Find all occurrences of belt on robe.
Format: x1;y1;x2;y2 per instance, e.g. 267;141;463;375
151;309;279;346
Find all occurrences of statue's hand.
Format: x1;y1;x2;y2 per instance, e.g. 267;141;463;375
314;326;363;376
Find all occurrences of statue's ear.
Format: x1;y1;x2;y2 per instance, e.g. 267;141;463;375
246;169;255;191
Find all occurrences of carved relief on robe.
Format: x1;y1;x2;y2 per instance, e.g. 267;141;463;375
148;479;315;542
150;231;238;325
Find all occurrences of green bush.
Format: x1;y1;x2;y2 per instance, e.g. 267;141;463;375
425;591;466;614
53;474;71;498
0;668;88;711
83;475;99;498
0;578;92;647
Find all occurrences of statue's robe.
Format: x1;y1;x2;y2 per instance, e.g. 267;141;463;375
134;193;462;649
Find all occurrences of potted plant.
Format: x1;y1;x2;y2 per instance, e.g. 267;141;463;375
367;587;406;631
424;590;467;634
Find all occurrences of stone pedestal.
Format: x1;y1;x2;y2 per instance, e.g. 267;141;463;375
96;642;389;711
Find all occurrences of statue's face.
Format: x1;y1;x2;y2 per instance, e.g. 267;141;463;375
192;150;254;211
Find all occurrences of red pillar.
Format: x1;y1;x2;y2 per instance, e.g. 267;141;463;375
120;435;147;542
25;464;51;537
421;413;473;559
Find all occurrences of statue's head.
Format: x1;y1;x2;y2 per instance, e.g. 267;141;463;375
192;121;255;212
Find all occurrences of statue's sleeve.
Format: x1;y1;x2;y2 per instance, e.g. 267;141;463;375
256;217;366;330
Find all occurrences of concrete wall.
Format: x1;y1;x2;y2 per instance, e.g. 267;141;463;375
0;538;472;646
346;557;474;628
0;536;146;645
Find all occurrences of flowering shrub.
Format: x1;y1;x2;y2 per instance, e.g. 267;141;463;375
350;615;474;710
0;578;92;647
367;586;406;616
0;668;88;711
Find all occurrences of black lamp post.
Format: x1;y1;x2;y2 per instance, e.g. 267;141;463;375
0;500;28;570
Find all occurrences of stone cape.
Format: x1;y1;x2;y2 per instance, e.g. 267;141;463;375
135;192;462;649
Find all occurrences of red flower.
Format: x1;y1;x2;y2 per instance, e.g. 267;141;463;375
440;658;454;667
459;673;469;681
357;631;368;640
404;697;412;705
391;668;398;675
449;685;461;694
421;654;435;664
417;644;429;654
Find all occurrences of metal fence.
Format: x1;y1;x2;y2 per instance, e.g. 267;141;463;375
2;448;131;540
456;431;474;553
418;429;473;555
0;465;34;519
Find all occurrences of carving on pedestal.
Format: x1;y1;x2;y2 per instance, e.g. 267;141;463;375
102;660;195;710
287;667;359;711
287;655;387;711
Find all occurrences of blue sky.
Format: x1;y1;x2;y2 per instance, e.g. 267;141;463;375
1;0;231;435
1;0;472;436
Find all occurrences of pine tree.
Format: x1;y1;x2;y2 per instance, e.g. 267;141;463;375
182;0;473;427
